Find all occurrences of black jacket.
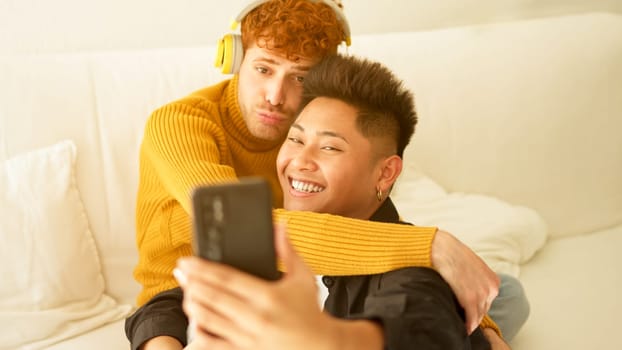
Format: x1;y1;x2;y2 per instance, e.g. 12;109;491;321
126;198;490;349
323;198;490;349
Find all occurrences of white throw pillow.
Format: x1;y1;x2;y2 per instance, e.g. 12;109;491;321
392;170;548;277
0;140;131;349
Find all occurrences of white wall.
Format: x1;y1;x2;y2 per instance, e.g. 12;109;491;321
1;0;621;54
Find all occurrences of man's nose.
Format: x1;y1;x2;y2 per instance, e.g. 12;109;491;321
265;78;285;106
291;147;318;171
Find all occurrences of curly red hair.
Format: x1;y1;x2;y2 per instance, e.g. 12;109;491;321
241;0;346;61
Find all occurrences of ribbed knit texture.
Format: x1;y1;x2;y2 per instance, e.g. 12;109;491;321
133;76;438;307
480;314;501;336
274;209;434;274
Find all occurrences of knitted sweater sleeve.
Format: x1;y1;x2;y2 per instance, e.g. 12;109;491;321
142;101;238;212
273;209;436;274
481;314;502;336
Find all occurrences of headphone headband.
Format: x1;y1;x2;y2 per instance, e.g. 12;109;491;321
215;0;351;74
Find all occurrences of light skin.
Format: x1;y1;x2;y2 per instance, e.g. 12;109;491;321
279;97;401;220
236;44;316;142
142;45;500;349
177;97;509;349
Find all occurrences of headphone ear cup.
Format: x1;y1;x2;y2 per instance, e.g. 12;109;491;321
214;34;244;74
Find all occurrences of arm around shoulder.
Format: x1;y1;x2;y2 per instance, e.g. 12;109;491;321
432;229;501;334
273;209;437;275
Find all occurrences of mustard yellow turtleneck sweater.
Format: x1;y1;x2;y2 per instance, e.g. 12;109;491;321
134;76;499;333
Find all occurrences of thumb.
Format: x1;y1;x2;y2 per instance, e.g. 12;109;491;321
275;222;309;277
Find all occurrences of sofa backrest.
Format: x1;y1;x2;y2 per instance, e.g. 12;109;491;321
351;13;622;238
1;12;620;304
0;48;222;303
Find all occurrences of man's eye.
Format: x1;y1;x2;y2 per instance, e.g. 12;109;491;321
321;146;341;152
295;76;304;83
256;67;268;74
287;137;303;144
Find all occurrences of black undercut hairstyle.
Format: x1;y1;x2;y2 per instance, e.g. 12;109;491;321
299;54;417;158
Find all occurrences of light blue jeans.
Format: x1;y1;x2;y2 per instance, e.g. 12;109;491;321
488;273;530;341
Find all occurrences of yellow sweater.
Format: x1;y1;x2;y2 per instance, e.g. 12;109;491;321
134;76;499;333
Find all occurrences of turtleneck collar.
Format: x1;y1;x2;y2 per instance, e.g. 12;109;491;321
222;75;287;152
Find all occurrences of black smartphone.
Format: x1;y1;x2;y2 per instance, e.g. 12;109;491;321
190;177;281;281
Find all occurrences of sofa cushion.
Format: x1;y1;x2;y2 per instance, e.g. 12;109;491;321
45;320;129;350
392;167;548;277
512;223;622;349
0;140;131;349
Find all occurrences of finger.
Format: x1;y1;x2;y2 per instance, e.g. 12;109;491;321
487;277;500;310
191;326;237;350
275;223;302;274
465;285;499;334
464;302;481;334
184;293;252;347
274;222;289;263
183;271;264;336
177;256;268;300
275;223;315;281
182;268;244;309
175;265;251;321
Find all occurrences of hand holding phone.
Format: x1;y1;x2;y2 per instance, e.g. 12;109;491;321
190;177;280;281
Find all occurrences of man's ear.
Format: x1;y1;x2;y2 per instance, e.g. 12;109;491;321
377;155;403;193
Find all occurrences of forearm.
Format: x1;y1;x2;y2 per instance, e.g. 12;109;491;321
274;209;437;275
483;328;512;350
140;336;183;350
125;287;188;350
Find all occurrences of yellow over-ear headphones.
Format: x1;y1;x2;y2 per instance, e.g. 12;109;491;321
214;0;351;75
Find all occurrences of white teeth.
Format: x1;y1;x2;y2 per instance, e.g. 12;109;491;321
291;179;325;193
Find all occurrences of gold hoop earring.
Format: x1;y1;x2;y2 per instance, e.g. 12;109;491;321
376;188;383;202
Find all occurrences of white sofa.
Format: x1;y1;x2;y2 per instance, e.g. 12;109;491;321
1;12;621;350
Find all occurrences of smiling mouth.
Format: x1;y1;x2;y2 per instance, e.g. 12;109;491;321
289;178;325;193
